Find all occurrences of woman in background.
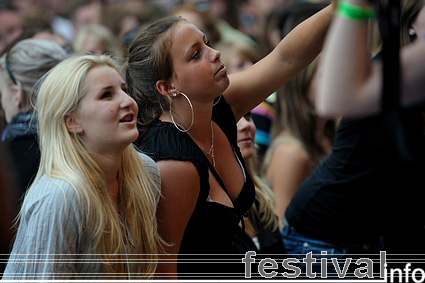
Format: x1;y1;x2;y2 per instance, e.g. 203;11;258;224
0;39;68;197
262;56;335;224
233;112;285;254
284;0;425;261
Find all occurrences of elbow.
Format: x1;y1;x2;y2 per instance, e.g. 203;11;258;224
315;101;340;118
315;89;343;118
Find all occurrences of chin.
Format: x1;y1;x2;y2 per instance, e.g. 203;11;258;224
241;151;253;161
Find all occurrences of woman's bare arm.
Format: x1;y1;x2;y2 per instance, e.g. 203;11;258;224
317;0;425;117
154;160;200;279
225;1;337;121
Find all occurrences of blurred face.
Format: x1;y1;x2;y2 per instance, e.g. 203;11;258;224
0;10;23;54
80;37;105;56
72;65;138;155
412;5;425;41
73;3;96;31
0;73;18;123
228;52;254;74
251;0;287;16
175;11;207;37
237;112;256;160
168;21;229;101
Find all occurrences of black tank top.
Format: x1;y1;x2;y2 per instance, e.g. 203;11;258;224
138;97;256;278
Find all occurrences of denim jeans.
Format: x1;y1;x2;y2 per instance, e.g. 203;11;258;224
281;225;380;279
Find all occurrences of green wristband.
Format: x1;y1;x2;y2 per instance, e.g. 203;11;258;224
337;1;374;21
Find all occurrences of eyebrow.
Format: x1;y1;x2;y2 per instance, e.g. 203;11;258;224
97;82;126;93
184;34;207;58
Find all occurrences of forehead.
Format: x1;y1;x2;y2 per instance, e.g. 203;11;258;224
87;65;119;78
170;21;204;48
85;65;122;89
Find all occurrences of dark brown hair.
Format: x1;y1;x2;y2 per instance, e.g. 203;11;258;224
124;16;184;141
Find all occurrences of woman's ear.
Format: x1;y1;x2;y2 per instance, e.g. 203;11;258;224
65;113;83;134
13;86;32;111
156;80;177;97
11;85;22;109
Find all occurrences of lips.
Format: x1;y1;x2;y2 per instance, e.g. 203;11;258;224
238;137;252;144
120;113;134;122
215;64;226;75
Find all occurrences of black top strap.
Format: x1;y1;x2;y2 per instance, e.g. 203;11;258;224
205;156;247;230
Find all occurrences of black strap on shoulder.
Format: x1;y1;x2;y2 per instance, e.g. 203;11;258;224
205;158;234;205
205;157;247;230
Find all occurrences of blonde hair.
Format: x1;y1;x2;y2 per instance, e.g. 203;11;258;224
73;24;121;57
30;54;161;277
245;152;279;232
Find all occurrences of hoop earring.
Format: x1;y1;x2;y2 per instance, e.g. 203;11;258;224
212;94;222;106
169;91;194;133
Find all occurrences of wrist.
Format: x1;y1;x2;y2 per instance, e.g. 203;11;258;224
337;0;374;21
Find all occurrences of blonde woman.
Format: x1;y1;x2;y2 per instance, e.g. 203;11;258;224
3;55;162;280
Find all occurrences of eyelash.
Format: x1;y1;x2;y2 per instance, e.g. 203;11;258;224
192;51;200;60
191;40;211;60
101;91;112;99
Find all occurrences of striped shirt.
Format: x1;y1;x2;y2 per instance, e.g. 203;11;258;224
2;152;160;280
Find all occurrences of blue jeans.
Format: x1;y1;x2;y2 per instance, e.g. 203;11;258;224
281;225;378;279
282;225;347;256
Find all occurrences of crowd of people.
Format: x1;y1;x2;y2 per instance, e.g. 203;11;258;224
1;0;425;280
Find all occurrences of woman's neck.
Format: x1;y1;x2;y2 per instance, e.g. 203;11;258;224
162;99;214;143
90;151;122;207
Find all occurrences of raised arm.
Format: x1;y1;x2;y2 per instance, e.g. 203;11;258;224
316;0;381;117
317;0;425;117
225;1;337;121
400;40;425;108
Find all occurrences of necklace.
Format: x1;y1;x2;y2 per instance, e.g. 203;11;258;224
198;122;215;167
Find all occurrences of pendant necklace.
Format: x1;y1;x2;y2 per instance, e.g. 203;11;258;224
198;122;215;167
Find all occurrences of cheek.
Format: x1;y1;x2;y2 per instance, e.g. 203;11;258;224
249;122;256;136
1;88;12;106
130;98;138;113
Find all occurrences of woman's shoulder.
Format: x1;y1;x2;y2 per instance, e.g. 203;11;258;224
139;121;205;164
137;151;158;171
24;175;78;215
273;141;310;164
262;134;310;173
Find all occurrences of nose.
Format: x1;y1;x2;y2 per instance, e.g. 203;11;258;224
121;90;136;109
237;117;250;132
210;47;221;62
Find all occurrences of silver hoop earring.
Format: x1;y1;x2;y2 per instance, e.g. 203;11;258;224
169;91;194;133
212;94;222;106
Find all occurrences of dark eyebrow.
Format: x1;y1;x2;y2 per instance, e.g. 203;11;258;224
184;34;207;58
